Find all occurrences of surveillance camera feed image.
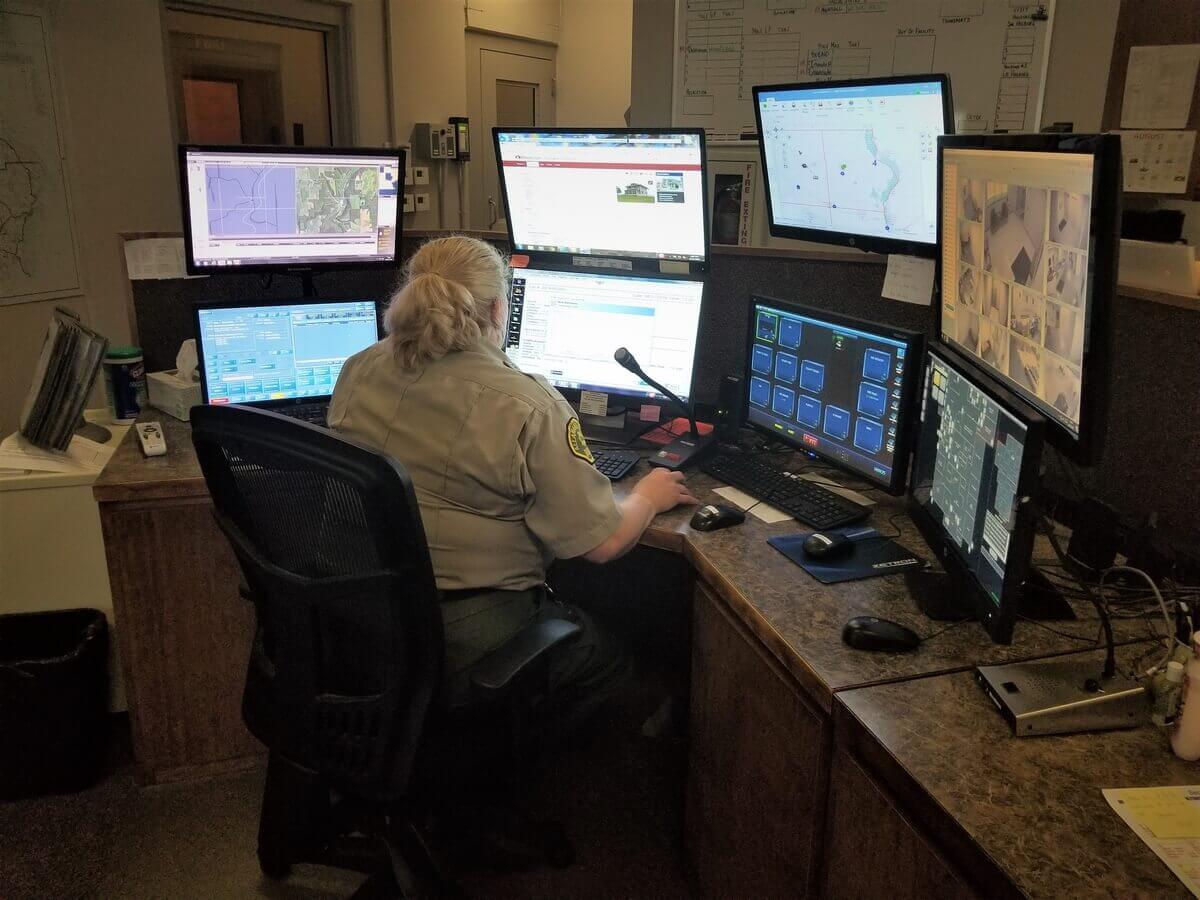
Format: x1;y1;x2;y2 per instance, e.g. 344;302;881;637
941;148;1093;438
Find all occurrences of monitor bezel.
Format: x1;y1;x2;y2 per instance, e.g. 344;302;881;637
934;132;1119;465
504;264;707;407
179;144;406;276
491;127;710;275
741;294;925;495
192;296;383;408
907;342;1047;645
752;74;954;258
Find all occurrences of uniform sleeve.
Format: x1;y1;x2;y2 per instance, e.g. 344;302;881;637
519;399;623;560
326;349;365;431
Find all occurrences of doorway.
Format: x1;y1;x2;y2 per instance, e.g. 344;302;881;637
165;9;333;146
466;33;556;230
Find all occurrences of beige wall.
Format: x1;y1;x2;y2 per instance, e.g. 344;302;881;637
0;0;180;437
557;0;632;126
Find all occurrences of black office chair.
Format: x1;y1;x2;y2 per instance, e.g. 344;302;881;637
191;404;581;897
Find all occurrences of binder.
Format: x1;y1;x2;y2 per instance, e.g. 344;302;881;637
18;308;109;451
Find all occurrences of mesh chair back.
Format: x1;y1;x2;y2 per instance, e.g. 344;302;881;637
191;405;442;798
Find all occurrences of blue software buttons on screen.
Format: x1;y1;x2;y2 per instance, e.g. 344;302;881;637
863;348;891;382
772;385;796;418
800;360;825;393
858;382;888;418
824;405;850;441
854;418;884;454
775;352;798;383
779;318;802;349
752;345;773;375
749;376;771;407
797;395;821;428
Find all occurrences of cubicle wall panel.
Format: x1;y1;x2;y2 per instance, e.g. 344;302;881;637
685;581;830;898
822;745;981;900
99;496;263;783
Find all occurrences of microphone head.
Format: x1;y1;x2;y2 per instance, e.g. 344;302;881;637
614;347;632;366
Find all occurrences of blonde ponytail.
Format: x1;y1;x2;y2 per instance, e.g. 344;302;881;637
386;236;509;368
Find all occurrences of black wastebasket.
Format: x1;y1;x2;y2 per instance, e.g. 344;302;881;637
0;608;109;801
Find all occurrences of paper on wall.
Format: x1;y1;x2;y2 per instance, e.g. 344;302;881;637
1121;45;1200;129
124;238;204;280
881;255;936;305
1104;786;1200;896
1119;130;1197;194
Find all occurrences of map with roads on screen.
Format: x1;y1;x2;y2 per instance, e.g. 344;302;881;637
205;164;379;237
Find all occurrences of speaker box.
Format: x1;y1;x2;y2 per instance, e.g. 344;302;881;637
715;374;743;442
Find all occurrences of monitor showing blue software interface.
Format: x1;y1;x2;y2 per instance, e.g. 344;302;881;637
196;300;379;404
746;299;918;490
505;269;704;401
755;77;950;253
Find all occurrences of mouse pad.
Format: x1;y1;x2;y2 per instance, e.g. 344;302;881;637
768;526;926;584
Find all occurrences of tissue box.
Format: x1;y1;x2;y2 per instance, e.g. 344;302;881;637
147;370;201;421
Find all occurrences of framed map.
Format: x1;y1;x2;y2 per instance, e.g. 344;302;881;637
1;6;82;305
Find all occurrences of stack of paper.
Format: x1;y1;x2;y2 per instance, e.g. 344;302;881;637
17;308;108;451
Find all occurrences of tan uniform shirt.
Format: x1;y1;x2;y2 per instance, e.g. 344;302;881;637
327;337;622;591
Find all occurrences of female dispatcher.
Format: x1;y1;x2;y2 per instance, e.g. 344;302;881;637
327;235;699;716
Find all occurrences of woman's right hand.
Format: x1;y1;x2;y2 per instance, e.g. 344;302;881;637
632;467;699;514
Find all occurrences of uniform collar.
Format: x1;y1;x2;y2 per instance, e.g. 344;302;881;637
472;337;518;370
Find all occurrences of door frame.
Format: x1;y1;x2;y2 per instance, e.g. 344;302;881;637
162;0;354;146
465;31;557;230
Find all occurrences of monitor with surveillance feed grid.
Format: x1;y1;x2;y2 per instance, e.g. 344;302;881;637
937;133;1119;461
909;345;1046;644
743;297;923;494
493;128;709;271
753;75;952;257
180;145;404;273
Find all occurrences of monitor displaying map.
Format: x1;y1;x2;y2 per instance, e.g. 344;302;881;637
754;76;951;257
180;146;404;272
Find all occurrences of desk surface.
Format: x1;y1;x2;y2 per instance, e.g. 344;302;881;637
95;415;1150;715
836;648;1193;899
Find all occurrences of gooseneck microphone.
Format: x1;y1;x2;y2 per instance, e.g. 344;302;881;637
614;347;712;471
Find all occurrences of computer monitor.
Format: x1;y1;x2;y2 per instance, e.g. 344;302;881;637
909;345;1046;644
180;145;405;274
937;133;1119;461
194;298;381;410
743;296;923;494
753;75;952;257
504;268;705;403
493;128;709;271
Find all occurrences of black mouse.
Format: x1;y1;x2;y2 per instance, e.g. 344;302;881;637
842;616;921;652
802;530;853;559
690;504;746;532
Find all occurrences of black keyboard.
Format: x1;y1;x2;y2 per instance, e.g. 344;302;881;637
593;448;640;481
701;446;870;530
279;403;328;427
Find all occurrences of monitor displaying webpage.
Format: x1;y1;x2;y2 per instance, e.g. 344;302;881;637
197;300;379;403
940;147;1094;437
496;131;706;261
505;269;704;400
912;350;1030;607
745;300;913;488
757;80;947;245
183;148;402;268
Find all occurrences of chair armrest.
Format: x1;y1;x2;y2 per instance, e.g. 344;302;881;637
468;617;582;697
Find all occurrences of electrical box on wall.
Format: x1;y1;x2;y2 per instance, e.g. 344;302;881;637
413;122;458;160
449;116;470;161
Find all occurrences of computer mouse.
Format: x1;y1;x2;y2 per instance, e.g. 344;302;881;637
841;616;921;652
802;531;853;559
690;504;746;532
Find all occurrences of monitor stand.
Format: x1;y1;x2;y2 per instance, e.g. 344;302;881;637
907;568;1076;623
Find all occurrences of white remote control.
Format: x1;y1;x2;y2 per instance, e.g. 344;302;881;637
136;422;167;457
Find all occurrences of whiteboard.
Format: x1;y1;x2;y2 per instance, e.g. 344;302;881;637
672;0;1056;140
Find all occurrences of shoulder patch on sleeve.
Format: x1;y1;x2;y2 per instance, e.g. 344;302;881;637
566;417;595;464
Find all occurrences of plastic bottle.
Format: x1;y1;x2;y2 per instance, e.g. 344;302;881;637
1171;637;1200;760
1153;661;1185;728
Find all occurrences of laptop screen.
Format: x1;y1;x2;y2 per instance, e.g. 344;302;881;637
196;299;380;404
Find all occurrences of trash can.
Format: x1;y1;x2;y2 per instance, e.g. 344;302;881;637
0;609;109;801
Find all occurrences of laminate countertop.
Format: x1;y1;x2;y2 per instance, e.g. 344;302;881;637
836;648;1192;899
95;413;1152;713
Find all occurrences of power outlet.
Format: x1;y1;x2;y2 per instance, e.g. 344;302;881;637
403;193;415;214
412;166;429;186
414;193;430;212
